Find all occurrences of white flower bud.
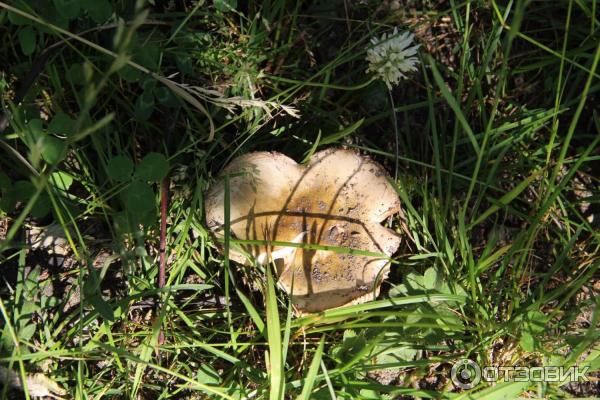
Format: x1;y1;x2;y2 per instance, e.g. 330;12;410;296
366;28;420;89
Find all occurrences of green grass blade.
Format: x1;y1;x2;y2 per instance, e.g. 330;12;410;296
297;335;325;400
265;261;283;400
427;55;480;156
470;168;542;228
455;381;530;400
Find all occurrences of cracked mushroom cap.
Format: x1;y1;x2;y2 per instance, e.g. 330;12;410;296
205;148;402;313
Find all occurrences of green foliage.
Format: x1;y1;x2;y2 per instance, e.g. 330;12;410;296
121;180;155;215
17;26;36;55
48;112;75;137
81;0;112;23
49;171;73;191
107;155;134;182
83;267;115;322
214;0;237;12
1;264;42;354
135;152;169;182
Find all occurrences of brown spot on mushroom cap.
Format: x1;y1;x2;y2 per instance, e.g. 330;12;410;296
204;148;402;313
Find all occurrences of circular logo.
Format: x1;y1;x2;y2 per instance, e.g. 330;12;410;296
451;359;481;389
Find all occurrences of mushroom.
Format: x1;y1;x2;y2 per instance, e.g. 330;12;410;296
205;148;402;313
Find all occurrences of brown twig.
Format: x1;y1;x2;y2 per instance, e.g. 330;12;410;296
157;176;169;345
159;177;169;288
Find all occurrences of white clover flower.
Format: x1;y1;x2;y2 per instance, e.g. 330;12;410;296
366;28;420;89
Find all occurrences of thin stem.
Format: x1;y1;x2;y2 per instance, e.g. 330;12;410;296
388;88;399;183
387;88;400;227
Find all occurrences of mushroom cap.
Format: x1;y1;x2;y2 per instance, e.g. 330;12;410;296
205;148;402;313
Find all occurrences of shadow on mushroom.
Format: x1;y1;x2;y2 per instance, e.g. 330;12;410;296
205;148;403;313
